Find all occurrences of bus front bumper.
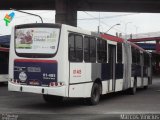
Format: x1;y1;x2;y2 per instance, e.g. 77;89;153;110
8;81;67;97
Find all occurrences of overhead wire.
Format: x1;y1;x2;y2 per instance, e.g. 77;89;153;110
0;10;138;34
78;13;140;20
81;11;123;33
0;11;55;22
80;11;139;34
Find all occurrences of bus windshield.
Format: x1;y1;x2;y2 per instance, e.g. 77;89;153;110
15;27;60;57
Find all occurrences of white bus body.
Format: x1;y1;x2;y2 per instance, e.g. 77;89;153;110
8;23;152;105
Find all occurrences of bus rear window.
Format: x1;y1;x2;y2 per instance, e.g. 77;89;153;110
15;27;60;57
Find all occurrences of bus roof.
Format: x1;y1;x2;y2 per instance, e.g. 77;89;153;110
100;33;124;43
100;33;149;54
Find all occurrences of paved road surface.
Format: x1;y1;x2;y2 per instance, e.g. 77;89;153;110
0;76;160;119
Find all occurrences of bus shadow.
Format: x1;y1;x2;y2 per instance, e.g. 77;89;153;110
32;98;86;108
0;82;8;87
100;87;150;103
20;88;149;111
19;97;87;112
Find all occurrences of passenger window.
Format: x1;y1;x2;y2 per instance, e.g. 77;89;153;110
69;33;83;62
144;53;149;66
84;36;96;63
90;37;96;62
137;50;140;64
69;34;75;62
97;38;107;63
117;43;123;63
75;35;83;62
84;37;90;62
132;47;137;64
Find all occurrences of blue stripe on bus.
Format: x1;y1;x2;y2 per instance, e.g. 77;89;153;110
115;63;123;79
92;63;124;81
14;60;57;86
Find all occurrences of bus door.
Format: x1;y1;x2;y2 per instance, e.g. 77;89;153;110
108;44;116;92
123;43;131;89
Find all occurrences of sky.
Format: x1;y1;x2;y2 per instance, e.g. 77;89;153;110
1;10;160;37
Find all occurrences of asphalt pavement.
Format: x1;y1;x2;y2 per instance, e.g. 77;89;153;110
0;76;160;120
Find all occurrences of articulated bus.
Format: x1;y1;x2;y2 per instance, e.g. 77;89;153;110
8;23;152;105
0;47;9;83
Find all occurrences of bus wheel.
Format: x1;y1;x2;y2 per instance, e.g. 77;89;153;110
128;80;137;95
86;83;101;105
144;79;149;89
144;85;148;89
43;95;63;104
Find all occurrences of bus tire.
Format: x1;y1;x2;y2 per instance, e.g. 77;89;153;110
43;95;63;104
128;79;137;95
144;85;148;89
86;83;101;105
144;79;149;89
